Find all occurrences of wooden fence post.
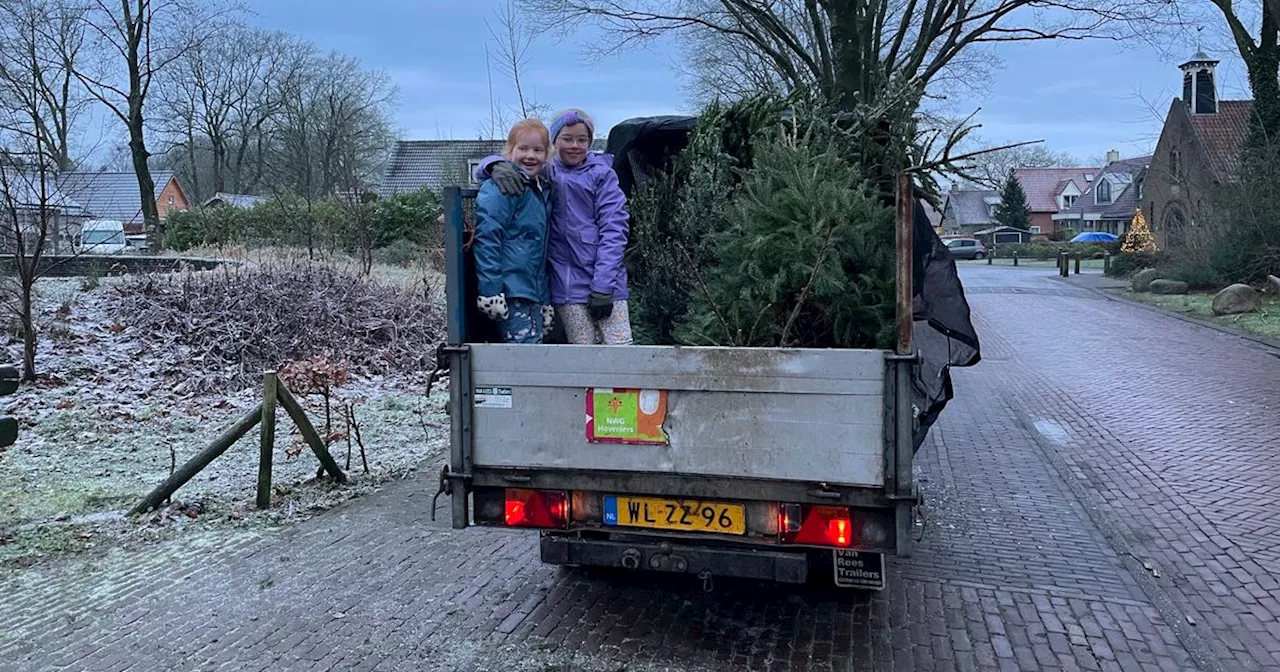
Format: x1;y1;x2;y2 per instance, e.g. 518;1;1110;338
129;403;264;515
1104;252;1112;274
257;371;278;509
275;384;348;483
1074;254;1081;275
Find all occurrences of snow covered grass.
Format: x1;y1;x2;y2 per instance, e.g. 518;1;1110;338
0;259;449;568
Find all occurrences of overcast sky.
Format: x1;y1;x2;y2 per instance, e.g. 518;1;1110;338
246;1;1252;166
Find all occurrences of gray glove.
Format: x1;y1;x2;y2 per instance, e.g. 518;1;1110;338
489;161;527;197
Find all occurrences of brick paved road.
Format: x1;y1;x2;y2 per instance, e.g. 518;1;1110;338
2;265;1275;671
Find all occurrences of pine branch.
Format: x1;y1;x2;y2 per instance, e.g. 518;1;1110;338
780;214;837;347
676;241;735;345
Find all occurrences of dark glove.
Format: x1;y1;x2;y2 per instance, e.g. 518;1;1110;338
588;291;614;321
489;161;527;197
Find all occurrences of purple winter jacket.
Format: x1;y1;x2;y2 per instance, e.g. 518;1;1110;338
477;153;630;305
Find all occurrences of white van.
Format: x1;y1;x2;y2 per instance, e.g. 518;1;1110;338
78;220;128;255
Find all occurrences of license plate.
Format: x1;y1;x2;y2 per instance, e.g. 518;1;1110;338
602;496;746;535
833;549;885;590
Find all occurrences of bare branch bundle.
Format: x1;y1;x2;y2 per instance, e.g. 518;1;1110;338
107;260;444;394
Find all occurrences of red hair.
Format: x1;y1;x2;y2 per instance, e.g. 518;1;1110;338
505;118;550;157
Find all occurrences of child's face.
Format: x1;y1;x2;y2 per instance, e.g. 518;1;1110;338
510;131;548;175
555;123;592;167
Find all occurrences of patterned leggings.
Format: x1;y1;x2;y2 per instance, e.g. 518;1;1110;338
556;301;633;345
498;299;543;344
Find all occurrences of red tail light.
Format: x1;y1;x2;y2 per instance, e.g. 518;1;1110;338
779;503;856;548
504;488;569;529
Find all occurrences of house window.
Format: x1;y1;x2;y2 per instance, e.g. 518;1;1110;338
1171;149;1180;178
1030;226;1041;234
1095;180;1111;204
987;204;997;218
1062;195;1077;208
467;159;482;186
167;196;174;206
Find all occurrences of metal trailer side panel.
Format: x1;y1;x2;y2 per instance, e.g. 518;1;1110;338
468;344;887;488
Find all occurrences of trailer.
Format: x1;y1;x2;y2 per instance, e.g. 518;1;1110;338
436;121;979;589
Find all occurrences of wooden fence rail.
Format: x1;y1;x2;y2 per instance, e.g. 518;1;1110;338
130;371;347;516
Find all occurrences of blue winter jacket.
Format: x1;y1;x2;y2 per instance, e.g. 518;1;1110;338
473;177;552;304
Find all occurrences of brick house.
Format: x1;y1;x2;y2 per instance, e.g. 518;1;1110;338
58;170;190;237
1011;166;1100;239
1052;153;1152;237
1142;51;1253;251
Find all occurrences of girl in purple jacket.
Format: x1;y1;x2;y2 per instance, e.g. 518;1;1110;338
483;109;633;345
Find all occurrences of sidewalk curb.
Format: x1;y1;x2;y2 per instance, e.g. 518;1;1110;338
1060;277;1280;352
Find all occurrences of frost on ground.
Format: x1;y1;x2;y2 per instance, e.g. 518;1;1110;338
0;261;448;568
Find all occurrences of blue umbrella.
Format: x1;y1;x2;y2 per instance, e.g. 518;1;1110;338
1070;232;1118;243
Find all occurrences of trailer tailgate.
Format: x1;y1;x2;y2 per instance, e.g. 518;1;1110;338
467;344;887;488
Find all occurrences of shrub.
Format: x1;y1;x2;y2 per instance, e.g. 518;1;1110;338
373;238;424;267
993;243;1060;260
373;187;442;249
1164;262;1224;290
1106;251;1165;277
164;209;206;251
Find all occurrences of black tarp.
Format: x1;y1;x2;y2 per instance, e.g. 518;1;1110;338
604;115;981;449
910;200;981;448
605;115;699;196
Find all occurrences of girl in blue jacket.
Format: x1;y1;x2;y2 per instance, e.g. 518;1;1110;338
473;119;553;344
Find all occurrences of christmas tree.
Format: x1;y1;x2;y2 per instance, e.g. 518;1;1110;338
1122;208;1158;253
993;173;1032;231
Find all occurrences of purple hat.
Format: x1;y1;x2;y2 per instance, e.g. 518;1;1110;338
549;109;595;143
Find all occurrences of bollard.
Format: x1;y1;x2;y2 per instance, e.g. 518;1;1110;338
1013;251;1019;267
988;250;993;265
1104;252;1111;274
1074;255;1081;275
1059;251;1069;278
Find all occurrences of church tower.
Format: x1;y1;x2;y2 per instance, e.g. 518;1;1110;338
1180;51;1219;115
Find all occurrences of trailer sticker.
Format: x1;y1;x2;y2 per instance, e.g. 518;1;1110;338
833;550;886;590
474;386;513;409
586;388;669;445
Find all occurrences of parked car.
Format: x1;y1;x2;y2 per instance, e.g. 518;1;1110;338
77;220;128;255
945;238;986;260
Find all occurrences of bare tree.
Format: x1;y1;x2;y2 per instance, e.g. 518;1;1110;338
522;0;1175;181
1206;0;1278;146
0;0;93;381
962;142;1082;189
70;0;231;248
483;0;552;135
488;0;536;118
158;22;298;201
0;0;91;172
263;50;395;258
